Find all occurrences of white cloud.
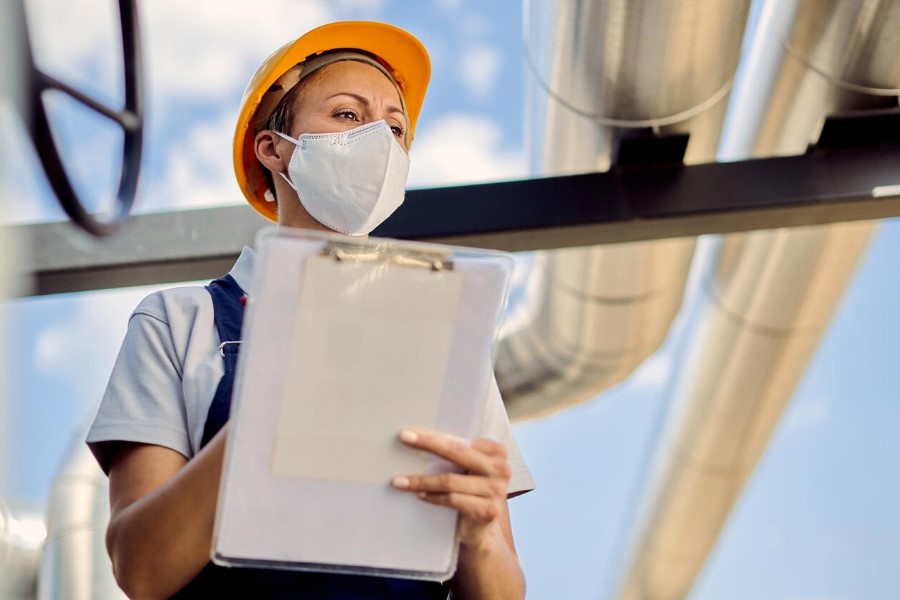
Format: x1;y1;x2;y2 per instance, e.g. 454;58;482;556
31;289;151;395
499;253;547;339
142;1;335;104
148;110;245;211
24;0;336;107
782;395;831;435
35;328;65;371
0;101;64;224
460;13;491;38
437;0;465;13
24;0;122;100
334;0;385;13
459;45;503;100
407;113;525;188
626;352;674;392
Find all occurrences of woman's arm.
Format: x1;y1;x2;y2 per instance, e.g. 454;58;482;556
393;430;526;600
452;503;526;599
105;427;227;599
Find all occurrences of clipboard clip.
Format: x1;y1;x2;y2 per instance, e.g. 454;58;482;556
321;242;454;271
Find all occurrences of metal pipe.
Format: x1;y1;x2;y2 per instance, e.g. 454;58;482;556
0;0;30;509
500;0;753;420
0;502;46;600
36;426;125;600
617;222;875;600
0;4;37;598
615;1;899;597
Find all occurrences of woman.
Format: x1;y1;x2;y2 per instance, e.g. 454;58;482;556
87;21;534;599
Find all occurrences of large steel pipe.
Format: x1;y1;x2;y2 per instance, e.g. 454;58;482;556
617;222;875;600
0;503;45;600
500;0;753;420
36;429;125;600
616;1;899;598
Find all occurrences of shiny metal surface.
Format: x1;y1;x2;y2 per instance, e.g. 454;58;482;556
615;0;896;598
501;0;753;419
617;222;874;600
723;0;900;159
524;0;752;176
0;0;29;126
524;0;751;125
0;5;33;599
774;0;900;96
498;239;694;420
0;502;45;600
37;429;125;600
1;0;27;514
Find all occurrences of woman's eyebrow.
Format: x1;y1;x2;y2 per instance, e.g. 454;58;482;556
325;92;405;118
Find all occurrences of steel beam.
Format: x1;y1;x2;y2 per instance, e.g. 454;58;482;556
18;206;265;296
14;141;900;296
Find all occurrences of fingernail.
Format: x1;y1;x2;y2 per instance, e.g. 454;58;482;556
392;476;410;489
400;430;418;443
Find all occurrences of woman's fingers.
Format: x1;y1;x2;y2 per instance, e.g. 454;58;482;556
413;489;505;547
392;471;506;499
398;429;510;478
414;490;502;524
394;429;512;548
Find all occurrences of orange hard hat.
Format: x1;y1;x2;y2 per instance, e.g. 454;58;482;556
233;21;431;222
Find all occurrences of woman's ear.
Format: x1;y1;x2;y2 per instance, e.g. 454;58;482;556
254;130;287;173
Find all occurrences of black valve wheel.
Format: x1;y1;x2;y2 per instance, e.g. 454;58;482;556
25;0;144;237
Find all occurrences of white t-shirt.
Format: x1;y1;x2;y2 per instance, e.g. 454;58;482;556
87;247;535;496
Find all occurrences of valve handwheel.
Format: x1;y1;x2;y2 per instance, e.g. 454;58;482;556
24;0;144;237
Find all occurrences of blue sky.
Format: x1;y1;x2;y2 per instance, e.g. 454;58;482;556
3;1;899;599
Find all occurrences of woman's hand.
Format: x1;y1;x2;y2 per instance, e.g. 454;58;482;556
391;428;512;549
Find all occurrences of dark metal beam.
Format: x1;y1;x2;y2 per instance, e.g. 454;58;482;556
15;141;900;296
19;207;266;296
378;142;900;247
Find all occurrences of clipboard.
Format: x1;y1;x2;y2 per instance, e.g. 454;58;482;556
211;227;514;581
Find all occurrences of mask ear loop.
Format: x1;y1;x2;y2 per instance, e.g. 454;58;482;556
273;130;303;193
278;170;299;193
274;130;302;145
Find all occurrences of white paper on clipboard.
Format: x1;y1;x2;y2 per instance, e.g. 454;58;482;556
212;229;513;581
272;255;463;483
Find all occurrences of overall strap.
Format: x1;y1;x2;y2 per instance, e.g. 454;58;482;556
208;273;244;344
201;274;245;448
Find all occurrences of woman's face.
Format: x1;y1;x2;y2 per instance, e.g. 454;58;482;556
290;60;408;151
261;60;409;230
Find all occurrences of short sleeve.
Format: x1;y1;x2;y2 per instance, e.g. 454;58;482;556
477;374;535;497
86;298;192;475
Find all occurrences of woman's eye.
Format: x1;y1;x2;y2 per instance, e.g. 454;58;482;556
390;125;404;137
335;110;359;121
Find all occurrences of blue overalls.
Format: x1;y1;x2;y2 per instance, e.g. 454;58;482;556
171;274;451;599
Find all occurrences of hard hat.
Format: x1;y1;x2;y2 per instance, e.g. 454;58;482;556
234;21;431;222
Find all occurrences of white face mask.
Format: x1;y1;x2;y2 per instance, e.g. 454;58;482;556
274;120;410;236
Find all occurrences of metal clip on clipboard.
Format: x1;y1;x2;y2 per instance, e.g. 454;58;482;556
321;241;454;272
